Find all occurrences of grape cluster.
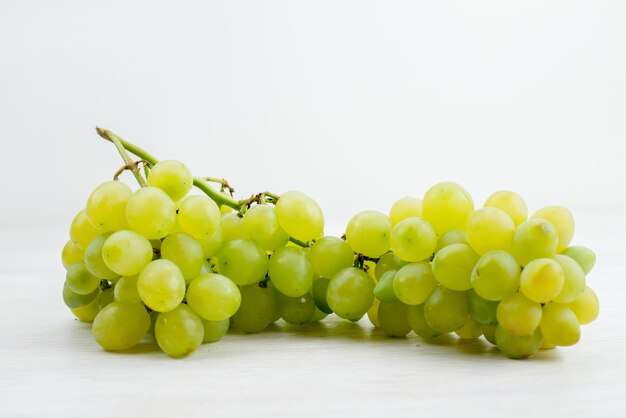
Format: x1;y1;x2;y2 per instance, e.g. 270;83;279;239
61;131;599;359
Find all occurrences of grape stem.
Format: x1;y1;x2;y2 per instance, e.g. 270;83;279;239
108;133;148;187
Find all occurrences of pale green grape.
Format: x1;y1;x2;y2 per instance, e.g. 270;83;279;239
155;304;204;357
424;286;469;333
456;316;483;339
345;211;391;258
70;209;103;250
243;204;289;251
327;267;375;321
432;243;479;291
374;253;398;280
268;246;313;297
467;289;498;325
466;207;515;255
406;304;442;338
484;190;527;227
495;326;543;359
435;230;467;253
540;303;580;346
496;292;542;336
161;232;204;282
561;246;596;274
62;281;99;308
277;292;316;324
201;318;230;343
220;212;249;242
99;287;115;309
231;283;278;333
482;324;497;345
86;181;131;232
565;286;599;325
378;302;411;337
113;275;141;304
374;270;399;303
393;262;437;305
186;273;241;321
137;259;185;312
197;227;224;258
532;206;574;253
312;277;332;314
102;230;153;276
422;182;474;235
390;217;437;262
147;160;193;202
367;298;381;327
519;258;564;303
275;191;324;241
389;196;422;226
92;302;150;351
66;261;101;295
471;250;520;301
62;240;84;269
126;187;176;239
70;293;101;322
512;219;558;266
309;236;354;279
84;233;118;280
552;254;586;303
219;239;269;286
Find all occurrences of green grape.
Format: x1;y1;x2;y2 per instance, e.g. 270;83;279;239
374;270;399;303
102;230;153;276
312;277;332;314
540;303;580;346
220;212;249;242
565;286;599;325
84;233;118;280
99;287;115;309
66;261;101;295
242;204;289;251
219;239;269;286
466;207;515;255
147;160;193;202
197;227;224;258
148;310;159;338
161;232;204;282
367;298;381;327
92;302;150;351
70;209;103;250
393;262;437;305
62;281;99;309
471;250;520;301
519;258;564;303
432;243;479;291
482;324;497;345
155;304;204;357
435;230;467;253
390;217;437;262
113;275;141;304
275;190;324;242
277;292;316;324
309;236;354;279
496;326;543;359
232;283;278;333
186;273;241;321
406;304;442;338
137;259;185;312
178;195;222;239
70;293;101;322
345;211;391;258
268;246;313;297
561;246;596;274
201;318;230;343
422;182;474;235
424;286;469;333
86;180;132;232
309;307;328;323
126;187;176;239
327;267;375;321
467;289;498;325
496;292;542;336
389;196;422;226
531;206;574;253
456;316;483;339
484;190;527;227
552;254;586;303
378;302;411;337
374;253;398;280
62;240;84;269
512;219;558;266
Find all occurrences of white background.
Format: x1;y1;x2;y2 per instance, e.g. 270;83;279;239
1;1;626;417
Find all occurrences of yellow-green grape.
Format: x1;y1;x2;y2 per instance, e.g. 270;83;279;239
66;261;101;295
161;232;204;282
346;211;391;258
374;270;399;303
422;182;474;235
268;246;313;297
83;234;117;280
92;302;150;350
86;181;132;232
277;292;316;325
147;160;193;202
393;262;437;305
155;304;204;358
327;267;375;321
126;187;176;239
113;275;141;304
99;287;115;309
219;239;269;287
221;212;250;242
424;286;469;333
561;246;596;274
552;254;586;303
482;324;497;345
62;240;84;269
378;302;411;337
62;281;99;309
390;217;437;262
389;196;422;226
495;325;543;359
367;298;381;327
242;204;289;251
432;243;479;291
512;219;558;266
496;292;542;336
564;286;599;325
231;283;278;333
407;303;442;338
471;250;520;301
309;236;355;279
275;191;324;242
456;316;483;339
186;274;241;321
435;230;467;253
197;228;224;258
177;195;221;239
309;307;328;323
519;258;564;303
70;209;103;250
532;206;574;253
137;259;185;312
312;277;332;314
102;230;153;276
70;293;101;322
374;253;398;279
201;318;230;343
484;190;527;227
540;303;580;346
467;289;498;325
466;207;515;255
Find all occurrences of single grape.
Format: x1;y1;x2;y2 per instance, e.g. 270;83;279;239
466;207;515;255
345;211;391;258
277;292;316;325
496;292;542;336
309;236;354;279
155;304;204;358
512;219;558;266
367;298;381;327
231;283;278;333
268;246;313;297
374;270;399;303
561;246;596;274
99;287;115;309
92;302;150;351
309;307;328;323
519;258;564;303
434;230;467;253
423;286;469;333
186;273;241;321
126;187;176;239
456;316;483;339
531;206;574;253
406;304;442;338
197;227;224;258
484;190;527;227
113;275;141;304
389;196;422;226
147;160;193;202
471;250;520;301
70;209;102;250
390;217;437;262
66;261;101;295
552;254;586;303
432;243;479;291
540;303;580;346
312;277;333;314
201;318;230;343
84;233;118;280
219;239;269;287
137;259;185;312
482;324;497;345
327;267;375;321
220;212;249;242
102;230;153;276
242;204;289;251
378;302;411;337
62;281;99;309
70;293;101;322
421;182;474;235
374;252;398;280
467;289;498;325
161;232;204;282
495;326;543;359
564;286;599;325
86;180;132;232
62;240;84;269
275;191;324;242
393;262;437;305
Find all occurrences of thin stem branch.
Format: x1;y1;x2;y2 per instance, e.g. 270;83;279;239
109;135;148;187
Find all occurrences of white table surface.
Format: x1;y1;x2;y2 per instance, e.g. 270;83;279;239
1;217;625;418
